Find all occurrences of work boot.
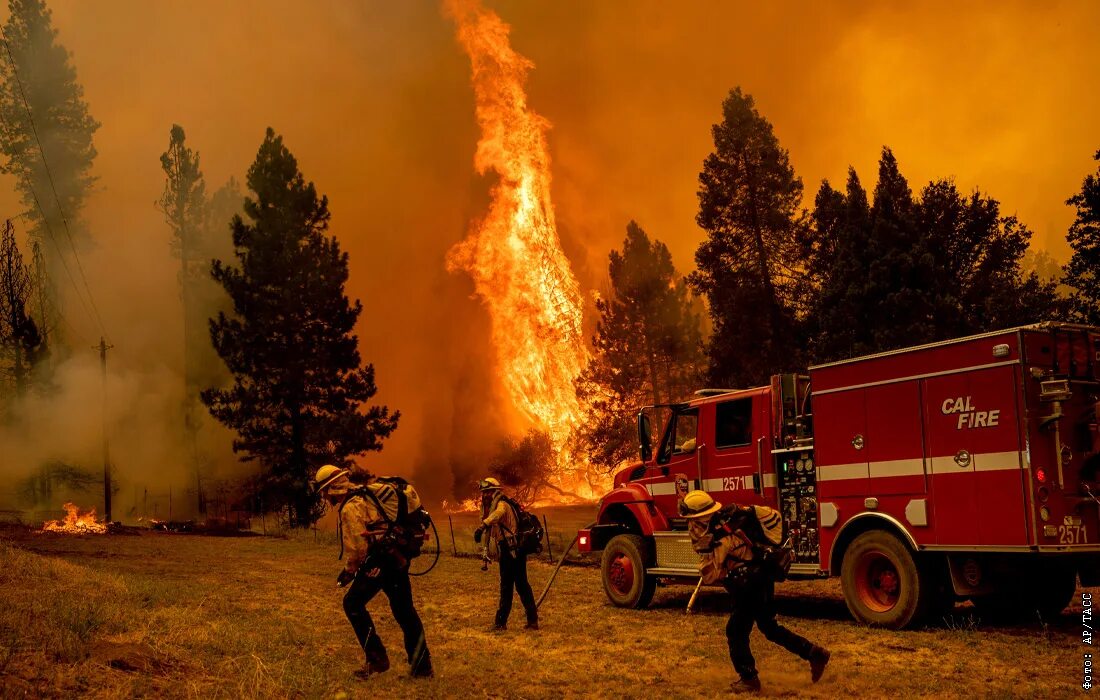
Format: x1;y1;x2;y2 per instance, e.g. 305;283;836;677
490;623;506;633
525;618;539;631
809;646;831;683
353;652;391;680
731;675;762;694
410;656;434;679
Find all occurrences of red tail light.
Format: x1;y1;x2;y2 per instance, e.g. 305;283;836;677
1036;468;1047;483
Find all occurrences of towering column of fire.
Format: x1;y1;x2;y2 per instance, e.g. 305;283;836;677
446;0;587;446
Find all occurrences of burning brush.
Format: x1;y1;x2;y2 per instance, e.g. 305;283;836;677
42;502;108;534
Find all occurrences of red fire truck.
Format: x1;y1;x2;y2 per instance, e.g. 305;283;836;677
577;322;1100;628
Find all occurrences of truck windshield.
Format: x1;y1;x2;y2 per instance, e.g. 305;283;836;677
658;408;698;464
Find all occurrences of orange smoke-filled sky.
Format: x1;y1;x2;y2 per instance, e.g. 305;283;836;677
6;0;1097;475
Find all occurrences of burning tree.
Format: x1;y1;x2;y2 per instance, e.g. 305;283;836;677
202;128;398;527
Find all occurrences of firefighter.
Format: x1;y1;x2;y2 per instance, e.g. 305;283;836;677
681;490;829;693
473;477;539;631
313;465;433;680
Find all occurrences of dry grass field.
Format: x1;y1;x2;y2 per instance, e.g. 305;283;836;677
0;510;1093;699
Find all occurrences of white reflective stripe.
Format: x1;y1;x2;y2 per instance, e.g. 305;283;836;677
973;451;1024;472
869;458;925;479
701;478;724;491
929;456;961;475
645;482;678;496
815;451;1028;478
764;474;777;488
817;463;867;481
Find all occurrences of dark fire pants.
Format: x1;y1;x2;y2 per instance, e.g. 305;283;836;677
496;545;538;627
343;560;431;674
726;572;814;680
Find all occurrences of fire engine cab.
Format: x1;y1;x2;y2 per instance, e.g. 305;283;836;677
577;322;1100;628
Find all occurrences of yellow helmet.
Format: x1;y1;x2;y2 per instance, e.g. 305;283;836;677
313;464;349;493
478;477;502;491
680;490;722;519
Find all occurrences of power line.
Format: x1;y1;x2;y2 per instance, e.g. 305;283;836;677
0;26;107;341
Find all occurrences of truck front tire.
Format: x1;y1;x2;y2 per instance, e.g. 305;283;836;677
841;530;933;629
601;534;656;609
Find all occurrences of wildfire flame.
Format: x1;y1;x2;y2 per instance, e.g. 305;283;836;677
445;0;588;448
42;503;108;534
441;498;480;514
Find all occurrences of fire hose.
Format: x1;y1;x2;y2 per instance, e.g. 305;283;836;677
409;517;441;577
535;521;595;609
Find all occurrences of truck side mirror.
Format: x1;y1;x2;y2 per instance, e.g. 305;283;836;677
638;411;653;462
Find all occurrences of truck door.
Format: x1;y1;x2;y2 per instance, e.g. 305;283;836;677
708;395;769;506
924;366;1026;546
645;407;700;516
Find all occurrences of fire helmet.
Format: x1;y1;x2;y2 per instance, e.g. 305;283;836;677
478;477;502;492
313;465;349;493
680;490;722;519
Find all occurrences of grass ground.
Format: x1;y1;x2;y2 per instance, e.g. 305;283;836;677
0;515;1092;699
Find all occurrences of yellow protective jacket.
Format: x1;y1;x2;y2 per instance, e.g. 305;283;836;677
481;492;519;547
338;481;403;574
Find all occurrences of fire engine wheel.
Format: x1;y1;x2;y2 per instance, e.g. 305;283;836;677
601;534;656;609
841;530;930;629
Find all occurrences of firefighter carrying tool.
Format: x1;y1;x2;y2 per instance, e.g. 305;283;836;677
314;465;433;680
475;477;539;631
682;490;829;693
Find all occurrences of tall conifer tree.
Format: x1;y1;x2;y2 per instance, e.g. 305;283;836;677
203;129;398;526
1064;150;1100;324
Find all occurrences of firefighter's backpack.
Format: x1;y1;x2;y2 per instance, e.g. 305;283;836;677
713;505;792;583
500;495;544;556
752;505;793;582
356;477;432;560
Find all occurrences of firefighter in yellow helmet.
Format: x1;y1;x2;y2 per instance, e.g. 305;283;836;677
474;477;539;631
681;490;829;693
313;465;433;680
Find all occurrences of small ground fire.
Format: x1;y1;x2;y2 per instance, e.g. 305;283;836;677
41;503;108;534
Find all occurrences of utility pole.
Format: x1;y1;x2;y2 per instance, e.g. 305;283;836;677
97;337;114;522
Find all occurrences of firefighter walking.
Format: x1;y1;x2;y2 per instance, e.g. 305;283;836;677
474;477;539;631
313;465;433;680
681;490;829;693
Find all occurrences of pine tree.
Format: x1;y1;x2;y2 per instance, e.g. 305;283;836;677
807;152;1063;363
0;219;41;396
202;128;399;526
157;124;208;513
918;180;1062;334
1064;150;1100;324
863;148;939;351
575;221;704;472
0;0;98;301
689;87;805;388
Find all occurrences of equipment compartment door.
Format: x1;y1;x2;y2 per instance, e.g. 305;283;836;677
924;374;979;545
924;367;1026;546
813;389;868;498
970;366;1027;546
865;381;927;496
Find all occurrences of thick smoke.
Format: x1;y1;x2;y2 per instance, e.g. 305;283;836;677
2;1;1097;512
